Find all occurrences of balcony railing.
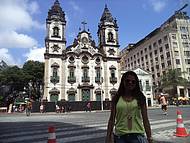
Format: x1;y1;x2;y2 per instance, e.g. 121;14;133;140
50;76;59;84
82;77;90;82
110;77;117;84
68;76;76;83
95;77;103;83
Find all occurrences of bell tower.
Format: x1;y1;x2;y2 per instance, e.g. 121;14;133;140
97;5;120;57
44;0;66;56
43;0;66;101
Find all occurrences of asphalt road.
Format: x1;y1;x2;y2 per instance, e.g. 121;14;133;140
0;106;190;143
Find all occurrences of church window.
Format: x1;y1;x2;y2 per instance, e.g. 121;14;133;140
68;94;75;101
107;32;114;42
82;55;89;64
69;56;75;63
82;68;90;82
53;27;59;37
96;68;101;78
50;94;58;102
53;68;58;77
109;66;117;84
95;57;101;64
83;68;88;78
110;69;115;78
50;63;59;84
69;68;75;77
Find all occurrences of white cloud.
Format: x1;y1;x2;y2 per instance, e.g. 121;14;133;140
149;0;167;12
0;31;38;49
0;0;43;31
28;1;40;14
0;48;21;65
25;47;45;62
0;0;44;65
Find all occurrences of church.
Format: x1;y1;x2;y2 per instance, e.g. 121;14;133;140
43;0;121;102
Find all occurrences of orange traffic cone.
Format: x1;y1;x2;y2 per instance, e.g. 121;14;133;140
48;126;56;143
175;109;190;137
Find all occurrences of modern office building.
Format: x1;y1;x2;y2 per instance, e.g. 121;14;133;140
120;6;190;98
43;0;120;102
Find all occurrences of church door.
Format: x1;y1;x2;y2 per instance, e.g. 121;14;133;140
82;89;90;101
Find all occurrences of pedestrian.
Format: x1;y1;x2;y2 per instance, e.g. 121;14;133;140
26;99;32;116
56;104;60;113
40;103;44;113
105;71;153;143
86;102;91;112
160;93;168;115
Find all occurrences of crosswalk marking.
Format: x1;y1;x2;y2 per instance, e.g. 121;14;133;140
0;117;189;143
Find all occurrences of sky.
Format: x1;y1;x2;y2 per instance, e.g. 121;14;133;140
0;0;189;67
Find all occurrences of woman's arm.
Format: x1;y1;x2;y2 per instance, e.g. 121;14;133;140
141;104;153;143
105;101;116;143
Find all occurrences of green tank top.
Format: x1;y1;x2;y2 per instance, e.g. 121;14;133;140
115;96;145;135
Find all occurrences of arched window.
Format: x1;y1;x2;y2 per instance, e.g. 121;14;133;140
107;32;114;42
53;27;59;37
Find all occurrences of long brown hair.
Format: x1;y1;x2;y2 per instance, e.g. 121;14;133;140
112;71;146;107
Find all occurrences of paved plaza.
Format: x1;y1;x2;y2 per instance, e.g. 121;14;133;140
0;106;190;143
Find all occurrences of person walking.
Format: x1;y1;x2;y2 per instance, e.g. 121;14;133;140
26;100;32;116
160;93;168;115
86;102;91;112
40;103;44;113
105;71;153;143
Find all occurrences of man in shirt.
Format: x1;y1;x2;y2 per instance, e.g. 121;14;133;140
160;93;168;115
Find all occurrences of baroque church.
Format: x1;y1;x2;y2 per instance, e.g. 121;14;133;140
43;0;121;102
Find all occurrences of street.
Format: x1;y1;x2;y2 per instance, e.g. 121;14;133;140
0;106;190;143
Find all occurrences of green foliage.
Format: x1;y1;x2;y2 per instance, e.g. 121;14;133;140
0;60;44;101
160;69;189;97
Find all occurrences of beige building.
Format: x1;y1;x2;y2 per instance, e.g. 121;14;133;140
120;8;190;98
43;1;120;102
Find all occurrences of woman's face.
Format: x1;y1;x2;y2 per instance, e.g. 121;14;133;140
125;74;137;91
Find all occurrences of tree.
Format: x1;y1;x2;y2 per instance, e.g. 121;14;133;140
0;66;25;93
22;60;44;101
160;69;189;99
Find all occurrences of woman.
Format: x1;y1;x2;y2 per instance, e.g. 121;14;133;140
106;71;153;143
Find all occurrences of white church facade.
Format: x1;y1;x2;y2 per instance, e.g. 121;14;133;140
43;0;121;102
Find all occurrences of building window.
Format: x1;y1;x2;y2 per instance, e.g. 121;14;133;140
53;27;59;37
164;35;168;41
158;39;162;45
146;80;151;91
50;63;59;84
68;94;75;101
107;32;114;42
185;59;190;64
69;56;75;63
149;45;152;50
166;52;170;58
50;94;58;102
139;80;143;91
159;47;163;52
171;34;176;40
176;59;180;64
181;34;188;39
82;68;90;82
180;26;188;33
82;55;89;64
165;44;169;50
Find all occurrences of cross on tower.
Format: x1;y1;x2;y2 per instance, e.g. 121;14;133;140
81;21;87;31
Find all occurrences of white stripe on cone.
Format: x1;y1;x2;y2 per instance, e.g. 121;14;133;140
48;133;56;139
